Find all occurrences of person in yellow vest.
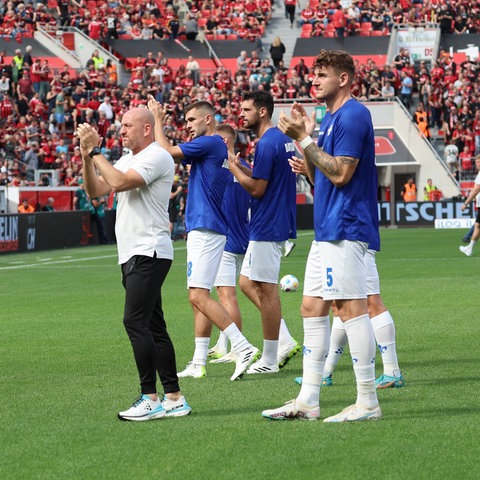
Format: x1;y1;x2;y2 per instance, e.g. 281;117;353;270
11;48;24;86
401;177;417;202
423;178;438;200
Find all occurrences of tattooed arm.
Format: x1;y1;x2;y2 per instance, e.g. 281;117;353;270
302;145;358;187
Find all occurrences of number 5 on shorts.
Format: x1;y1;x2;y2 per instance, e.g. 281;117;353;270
326;267;333;287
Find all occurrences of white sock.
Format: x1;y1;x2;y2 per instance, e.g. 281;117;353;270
344;314;378;408
279;318;295;346
223;323;250;352
468;240;477;250
370;311;401;377
262;339;279;367
213;330;229;352
192;337;210;366
297;316;330;408
323;316;347;377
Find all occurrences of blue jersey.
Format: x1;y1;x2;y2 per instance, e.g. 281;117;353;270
180;135;230;235
314;99;379;246
249;127;297;241
223;160;251;254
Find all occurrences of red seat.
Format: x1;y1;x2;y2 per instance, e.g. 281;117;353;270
301;23;313;38
360;22;372;36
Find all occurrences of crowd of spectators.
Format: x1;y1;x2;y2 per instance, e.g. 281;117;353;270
2;0;479;43
298;0;480;38
0;0;479;189
0;0;272;43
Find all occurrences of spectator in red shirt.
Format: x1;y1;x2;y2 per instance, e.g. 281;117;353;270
459;145;473;173
17;70;34;99
88;14;103;40
331;4;347;38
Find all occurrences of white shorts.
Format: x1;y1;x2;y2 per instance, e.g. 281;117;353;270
214;251;244;287
240;241;283;284
187;229;226;290
365;249;380;295
303;240;368;300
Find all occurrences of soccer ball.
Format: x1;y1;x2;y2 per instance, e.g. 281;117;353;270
280;274;299;292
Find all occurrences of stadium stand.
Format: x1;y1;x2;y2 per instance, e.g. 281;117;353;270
0;0;479;208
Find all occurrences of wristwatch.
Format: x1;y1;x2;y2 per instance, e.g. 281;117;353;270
88;146;102;158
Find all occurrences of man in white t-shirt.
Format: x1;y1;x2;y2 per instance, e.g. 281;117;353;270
98;96;114;121
460;155;480;256
76;107;191;422
445;143;459;175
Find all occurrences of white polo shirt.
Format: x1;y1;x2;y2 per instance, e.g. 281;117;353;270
114;141;174;264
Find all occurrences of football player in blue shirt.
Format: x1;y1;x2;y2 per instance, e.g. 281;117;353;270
148;98;258;382
262;50;382;422
229;91;300;375
208;124;252;363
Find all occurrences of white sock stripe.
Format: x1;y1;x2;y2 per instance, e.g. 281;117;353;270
370;311;394;331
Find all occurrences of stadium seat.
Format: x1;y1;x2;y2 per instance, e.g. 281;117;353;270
360;22;372;36
301;23;313;35
324;24;336;37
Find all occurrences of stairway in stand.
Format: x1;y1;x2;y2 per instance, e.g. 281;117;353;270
262;1;302;69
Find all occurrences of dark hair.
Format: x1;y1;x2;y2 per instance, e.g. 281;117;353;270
242;91;274;118
313;50;356;85
184;100;215;116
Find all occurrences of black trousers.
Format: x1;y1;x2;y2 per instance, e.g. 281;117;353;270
285;4;296;24
121;255;179;395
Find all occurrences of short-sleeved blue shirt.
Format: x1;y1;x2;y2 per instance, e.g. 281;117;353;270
223;160;251;254
249;127;297;241
179;135;230;235
314;99;379;247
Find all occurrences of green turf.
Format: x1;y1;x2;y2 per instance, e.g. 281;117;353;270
1;228;479;480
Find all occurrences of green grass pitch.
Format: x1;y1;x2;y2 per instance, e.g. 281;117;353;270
0;228;479;480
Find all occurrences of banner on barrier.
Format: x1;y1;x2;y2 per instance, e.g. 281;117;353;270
434;218;475;229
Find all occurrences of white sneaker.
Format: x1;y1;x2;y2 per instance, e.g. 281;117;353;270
230;346;259;381
247;358;280;374
177;362;206;379
459;245;473;257
262;399;320;421
118;394;166;421
208;345;228;359
277;340;301;368
210;351;237;364
284;240;296;257
323;403;382;423
162;395;192;417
